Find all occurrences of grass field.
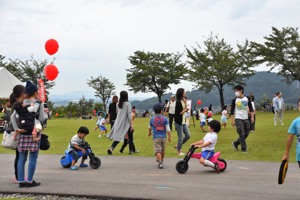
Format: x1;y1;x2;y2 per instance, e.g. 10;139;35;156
0;111;299;162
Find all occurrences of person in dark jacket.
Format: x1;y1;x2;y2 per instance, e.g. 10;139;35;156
174;88;190;156
108;95;118;129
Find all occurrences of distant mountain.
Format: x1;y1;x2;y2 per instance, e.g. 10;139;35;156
49;72;300;109
131;72;300;111
49;90;95;101
49;90;148;106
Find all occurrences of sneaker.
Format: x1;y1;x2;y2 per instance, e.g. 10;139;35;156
70;166;78;170
98;135;102;138
158;163;164;169
19;182;27;188
107;148;113;155
231;142;238;151
214;162;220;174
26;180;41;187
274;124;277;126
79;163;88;167
129;151;134;154
135;150;140;153
281;123;284;126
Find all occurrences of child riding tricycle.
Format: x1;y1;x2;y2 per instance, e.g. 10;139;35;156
176;120;227;174
60;126;101;170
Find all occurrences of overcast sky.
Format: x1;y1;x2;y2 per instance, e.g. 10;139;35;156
0;0;299;99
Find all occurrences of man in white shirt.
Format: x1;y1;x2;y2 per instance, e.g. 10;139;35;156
274;92;285;126
166;94;176;131
230;85;254;153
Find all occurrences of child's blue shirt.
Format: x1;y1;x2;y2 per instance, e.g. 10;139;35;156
288;116;300;161
149;114;169;139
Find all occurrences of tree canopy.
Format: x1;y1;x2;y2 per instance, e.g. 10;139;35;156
251;27;300;84
186;34;256;108
126;51;187;103
87;75;115;110
0;55;56;98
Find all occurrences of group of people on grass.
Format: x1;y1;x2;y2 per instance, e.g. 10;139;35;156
3;82;300;188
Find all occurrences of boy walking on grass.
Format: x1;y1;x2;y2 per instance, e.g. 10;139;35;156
68;126;89;170
148;103;171;169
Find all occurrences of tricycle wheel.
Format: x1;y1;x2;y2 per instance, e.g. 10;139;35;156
217;158;227;172
89;157;101;169
176;160;189;174
60;156;71;168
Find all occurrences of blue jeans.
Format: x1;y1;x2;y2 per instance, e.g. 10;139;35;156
175;123;190;151
18;150;39;182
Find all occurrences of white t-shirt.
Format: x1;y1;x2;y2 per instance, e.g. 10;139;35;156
278;98;283;109
167;101;176;114
199;113;206;122
100;118;106;126
234;96;250;120
202;132;217;151
221;110;227;117
68;134;84;151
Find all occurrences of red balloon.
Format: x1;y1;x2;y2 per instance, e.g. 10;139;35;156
45;39;59;55
44;64;59;81
197;100;202;105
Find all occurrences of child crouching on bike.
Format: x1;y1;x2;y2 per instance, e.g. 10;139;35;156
68;126;89;170
191;120;221;173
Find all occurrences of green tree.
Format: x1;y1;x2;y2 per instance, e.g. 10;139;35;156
251;27;300;84
1;55;56;97
186;34;256;108
77;96;94;116
66;102;78;117
87;75;115;111
126;51;187;103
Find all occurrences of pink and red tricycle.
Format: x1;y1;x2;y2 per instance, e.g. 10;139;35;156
176;145;227;174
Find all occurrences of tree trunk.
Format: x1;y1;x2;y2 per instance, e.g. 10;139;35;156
218;86;225;110
157;94;162;103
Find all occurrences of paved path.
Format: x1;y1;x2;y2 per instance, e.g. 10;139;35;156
0;154;299;200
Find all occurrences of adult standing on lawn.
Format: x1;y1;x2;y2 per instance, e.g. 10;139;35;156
7;85;26;184
11;81;47;188
174;88;190;156
107;91;133;155
230;85;254;153
166;94;176;131
108;95;118;129
274;92;285;126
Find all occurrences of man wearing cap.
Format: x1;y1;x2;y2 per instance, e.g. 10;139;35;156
166;94;176;131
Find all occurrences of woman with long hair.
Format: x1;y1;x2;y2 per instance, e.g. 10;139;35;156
11;81;47;187
174;88;190;156
108;95;118;129
107;91;133;155
9;85;26;184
